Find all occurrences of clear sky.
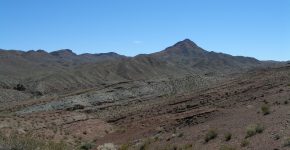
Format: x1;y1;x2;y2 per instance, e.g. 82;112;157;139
0;0;289;61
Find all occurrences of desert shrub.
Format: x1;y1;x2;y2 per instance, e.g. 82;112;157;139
261;105;270;115
79;142;94;150
274;134;280;140
139;143;148;150
0;132;69;150
119;143;130;150
224;132;232;141
283;137;290;147
246;124;264;138
139;139;152;150
246;125;256;138
46;141;68;150
172;145;178;150
177;132;184;137
284;100;288;105
240;139;249;147
182;143;193;150
255;124;264;133
14;84;26;91
220;145;236;150
204;129;218;143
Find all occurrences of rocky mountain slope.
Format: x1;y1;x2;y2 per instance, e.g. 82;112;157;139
0;39;286;150
0;63;289;150
0;39;263;101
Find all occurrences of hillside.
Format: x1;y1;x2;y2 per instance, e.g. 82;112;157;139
0;39;263;101
0;39;287;150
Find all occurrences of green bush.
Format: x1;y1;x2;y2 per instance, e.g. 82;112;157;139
204;129;218;143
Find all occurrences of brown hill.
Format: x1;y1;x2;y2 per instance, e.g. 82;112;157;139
0;39;288;150
0;39;264;97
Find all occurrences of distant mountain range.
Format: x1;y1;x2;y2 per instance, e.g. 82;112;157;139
0;39;278;96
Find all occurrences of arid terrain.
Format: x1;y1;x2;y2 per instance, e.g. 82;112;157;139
0;39;289;150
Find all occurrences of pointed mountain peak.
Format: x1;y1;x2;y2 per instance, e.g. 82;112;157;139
173;39;198;48
156;39;205;56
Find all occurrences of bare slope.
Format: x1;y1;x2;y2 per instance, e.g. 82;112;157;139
0;64;289;150
0;39;263;102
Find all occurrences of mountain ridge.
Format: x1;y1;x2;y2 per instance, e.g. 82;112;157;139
0;39;259;60
0;39;277;98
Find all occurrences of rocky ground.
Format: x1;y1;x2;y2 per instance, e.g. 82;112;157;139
0;39;287;150
0;65;289;150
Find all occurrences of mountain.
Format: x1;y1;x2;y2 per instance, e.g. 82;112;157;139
0;39;268;99
149;39;260;72
0;39;288;150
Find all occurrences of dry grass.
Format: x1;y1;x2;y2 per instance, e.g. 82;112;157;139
261;105;270;115
220;145;236;150
245;124;264;138
0;132;69;150
224;132;232;141
204;129;218;143
283;137;290;147
240;139;249;147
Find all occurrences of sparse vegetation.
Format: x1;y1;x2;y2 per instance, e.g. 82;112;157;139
246;124;264;138
220;145;236;150
284;137;290;147
139;139;152;150
255;124;264;133
0;132;69;150
204;129;218;143
13;84;26;91
119;143;130;150
172;145;178;150
274;134;280;140
181;143;193;150
139;143;149;150
241;139;249;147
224;132;232;141
246;125;256;138
177;132;184;137
79;142;94;150
261;105;270;115
0;42;289;150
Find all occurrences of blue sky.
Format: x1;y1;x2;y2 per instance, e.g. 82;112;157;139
0;0;289;61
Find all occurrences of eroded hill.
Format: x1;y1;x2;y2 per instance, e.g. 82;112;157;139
0;39;287;150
